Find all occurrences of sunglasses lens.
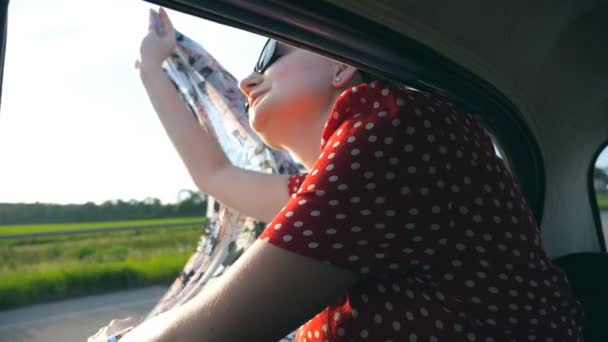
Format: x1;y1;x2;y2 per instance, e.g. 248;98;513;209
256;39;276;73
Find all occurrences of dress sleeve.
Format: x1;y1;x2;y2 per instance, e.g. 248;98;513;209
259;82;442;276
287;174;308;196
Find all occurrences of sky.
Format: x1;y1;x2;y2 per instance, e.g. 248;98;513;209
0;0;607;205
0;0;267;204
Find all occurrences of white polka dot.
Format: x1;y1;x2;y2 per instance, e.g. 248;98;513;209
351;226;362;232
365;122;374;130
328;199;339;206
310;210;320;216
378;111;388;117
347;136;356;143
308;242;319;248
374;150;384;158
274;224;282;230
348;255;359;261
374;314;383;324
329;175;339;182
336;213;347;219
385;301;394;311
404;144;414;152
392;321;401;331
298;199;307;205
351;163;361;170
326;164;334;171
302;230;312;236
328;152;336;159
350;196;361;203
373;101;380;108
326;228;337;235
332;243;343;249
307;184;316;190
337;184;349;191
283;235;293;242
385;209;396;216
286;211;294;217
354;121;362;128
368;135;377;142
294;221;304;227
351;149;361;156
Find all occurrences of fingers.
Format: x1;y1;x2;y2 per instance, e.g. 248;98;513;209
158;7;174;33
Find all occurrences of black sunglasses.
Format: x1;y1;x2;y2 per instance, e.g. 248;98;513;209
244;39;281;112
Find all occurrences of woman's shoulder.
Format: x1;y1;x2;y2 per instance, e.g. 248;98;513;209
321;80;432;147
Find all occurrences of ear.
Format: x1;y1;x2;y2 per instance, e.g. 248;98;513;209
332;64;359;88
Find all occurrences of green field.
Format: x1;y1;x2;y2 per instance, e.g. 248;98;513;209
0;218;204;310
597;193;608;210
0;216;203;235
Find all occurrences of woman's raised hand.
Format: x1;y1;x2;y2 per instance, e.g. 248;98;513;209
137;7;177;68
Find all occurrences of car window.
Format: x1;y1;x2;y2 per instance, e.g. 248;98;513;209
592;145;608;243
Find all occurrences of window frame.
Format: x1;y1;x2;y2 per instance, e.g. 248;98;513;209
588;140;608;251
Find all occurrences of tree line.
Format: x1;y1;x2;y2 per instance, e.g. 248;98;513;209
0;190;207;225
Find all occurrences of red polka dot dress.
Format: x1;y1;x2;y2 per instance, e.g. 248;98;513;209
260;81;584;341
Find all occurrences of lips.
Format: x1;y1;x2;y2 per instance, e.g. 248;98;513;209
249;90;268;108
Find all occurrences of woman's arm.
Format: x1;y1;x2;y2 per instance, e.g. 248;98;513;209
119;240;358;341
138;8;290;222
139;64;290;222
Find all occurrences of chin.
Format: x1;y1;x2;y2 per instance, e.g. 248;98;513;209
249;112;280;150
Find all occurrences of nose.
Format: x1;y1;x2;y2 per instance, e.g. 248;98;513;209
239;71;263;98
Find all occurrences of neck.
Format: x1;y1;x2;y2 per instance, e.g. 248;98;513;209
283;92;341;170
283;114;325;170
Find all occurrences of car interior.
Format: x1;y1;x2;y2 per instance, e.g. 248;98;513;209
0;0;606;340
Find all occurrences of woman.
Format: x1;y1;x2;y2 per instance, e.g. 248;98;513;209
121;7;584;341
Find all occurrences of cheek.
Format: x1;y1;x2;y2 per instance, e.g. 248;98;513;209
248;56;332;136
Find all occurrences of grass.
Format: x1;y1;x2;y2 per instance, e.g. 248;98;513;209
0;254;190;310
597;193;608;210
0;224;203;310
0;216;203;235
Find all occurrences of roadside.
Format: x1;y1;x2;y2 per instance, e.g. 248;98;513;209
0;286;167;342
